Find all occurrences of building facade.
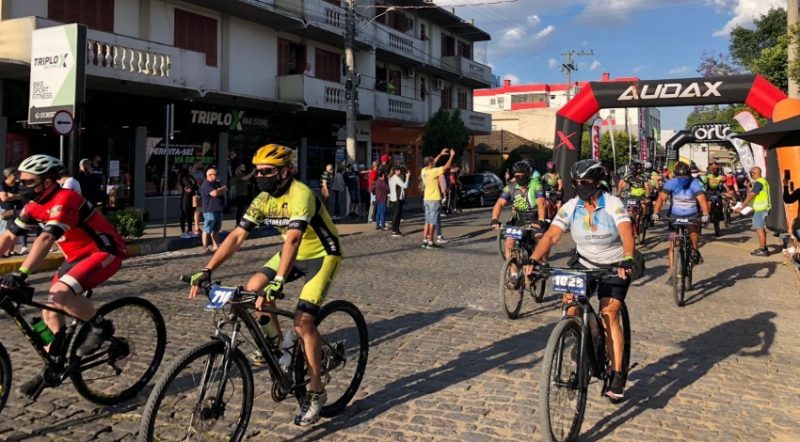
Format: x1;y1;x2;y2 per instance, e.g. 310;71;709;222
0;0;492;218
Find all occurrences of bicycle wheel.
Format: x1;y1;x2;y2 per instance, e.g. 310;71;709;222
71;297;166;405
0;342;11;413
500;256;524;319
293;300;368;417
638;215;648;244
713;220;720;237
540;317;588;442
138;341;254;442
673;246;686;307
529;273;546;303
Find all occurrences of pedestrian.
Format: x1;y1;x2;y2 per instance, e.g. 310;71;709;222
367;160;379;223
374;169;389;230
58;168;82;195
321;163;333;216
76;159;103;207
344;164;360;217
358;164;370;217
420;148;454;249
331;164;346;219
190;160;204;234
0;168;22;256
199;168;227;252
389;166;410;237
179;165;198;237
735;166;771;256
230;163;255;223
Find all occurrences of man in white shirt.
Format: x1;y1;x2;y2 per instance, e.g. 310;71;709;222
388;166;410;237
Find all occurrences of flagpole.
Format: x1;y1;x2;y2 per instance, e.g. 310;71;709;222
607;115;617;185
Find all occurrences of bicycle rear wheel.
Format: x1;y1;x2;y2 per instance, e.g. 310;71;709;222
529;273;546;303
540;317;587;442
293;300;368;417
0;342;10;413
71;297;166;405
500;256;524;319
673;246;686;307
138;340;254;442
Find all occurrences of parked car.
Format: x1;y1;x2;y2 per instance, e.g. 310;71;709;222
459;172;504;207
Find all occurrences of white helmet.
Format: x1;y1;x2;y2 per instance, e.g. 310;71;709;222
723;166;733;174
643;161;653;170
18;154;63;176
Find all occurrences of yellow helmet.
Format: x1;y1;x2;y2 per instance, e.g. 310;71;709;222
252;144;293;167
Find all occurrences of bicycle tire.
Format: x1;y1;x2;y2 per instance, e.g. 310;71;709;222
500;256;524;319
529;273;546;303
138;340;254;442
540;317;587;442
71;297;166;405
0;342;10;413
672;245;685;307
638;216;647;244
713;220;720;237
724;206;731;228
620;302;631;378
293;300;368;417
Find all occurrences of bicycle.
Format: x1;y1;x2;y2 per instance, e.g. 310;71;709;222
138;277;369;441
0;285;166;412
665;216;702;307
708;191;725;236
622;196;649;245
537;265;631;442
499;225;546;319
544;190;560;222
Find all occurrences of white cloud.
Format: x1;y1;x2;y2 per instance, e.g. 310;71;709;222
632;65;648;73
501;73;520;85
712;0;786;36
668;66;691;75
590;60;603;71
548;58;559;69
526;15;541;26
533;25;556;40
501;26;526;44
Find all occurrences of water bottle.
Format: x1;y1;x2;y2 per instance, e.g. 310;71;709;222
31;317;54;346
258;315;280;349
279;330;297;370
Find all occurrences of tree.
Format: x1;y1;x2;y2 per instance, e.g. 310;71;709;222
421;109;469;160
730;8;788;90
500;143;552;175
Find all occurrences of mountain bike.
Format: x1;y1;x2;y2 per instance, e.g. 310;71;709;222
537;265;631;442
0;285;166;412
544;190;560;221
622;195;649;245
708;191;725;236
138;277;368;441
499;225;546;319
722;192;732;228
666;216;701;307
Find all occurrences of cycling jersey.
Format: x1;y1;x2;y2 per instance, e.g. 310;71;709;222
706;173;725;190
662;177;704;217
11;188;126;262
542;172;560;191
499;177;544;223
734;172;749;188
623;173;648;198
552;193;630;267
723;175;737;189
240;179;341;260
648;172;661;191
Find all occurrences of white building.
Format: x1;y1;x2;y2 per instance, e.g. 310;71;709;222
0;0;492;217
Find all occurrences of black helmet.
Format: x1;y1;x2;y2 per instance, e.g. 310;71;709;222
673;161;691;177
570;159;605;181
630;160;643;174
512;160;531;176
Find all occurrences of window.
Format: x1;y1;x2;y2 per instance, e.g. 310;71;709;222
174;9;217;66
497;97;504;108
510;93;547;104
315;48;341;82
490;98;496;105
441;86;453;109
48;0;114;32
278;39;306;75
457;89;467;110
458;41;472;59
322;0;340;5
387;69;402;95
441;34;456;57
420;24;428;40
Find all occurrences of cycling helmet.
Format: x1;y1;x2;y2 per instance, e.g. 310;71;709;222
511;160;531;176
570;159;605;181
643;161;653;171
252;143;293;167
18;154;63;176
673;161;691;177
723;166;733;174
735;165;744;173
546;160;556;172
532;170;541;179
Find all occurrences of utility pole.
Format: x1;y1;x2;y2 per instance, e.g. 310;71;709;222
344;0;358;163
789;0;799;97
560;49;593;101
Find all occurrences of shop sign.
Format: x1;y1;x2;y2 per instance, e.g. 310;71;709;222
28;24;85;124
189;109;269;132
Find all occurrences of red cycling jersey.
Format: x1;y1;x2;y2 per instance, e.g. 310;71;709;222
15;188;127;262
723;175;737;189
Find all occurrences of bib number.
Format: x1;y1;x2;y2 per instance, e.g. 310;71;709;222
626;199;639;207
205;285;235;310
552;269;588;297
504;227;523;240
673;218;691;225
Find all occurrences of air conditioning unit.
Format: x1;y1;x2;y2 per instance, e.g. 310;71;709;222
433;78;445;90
405;67;415;78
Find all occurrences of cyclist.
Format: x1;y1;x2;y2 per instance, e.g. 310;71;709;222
734;165;750;201
652;161;710;283
0;155;127;397
722;166;738;201
617;161;652;220
541;160;564;211
491;161;547;285
188;144;341;426
530;159;636;400
705;164;726;224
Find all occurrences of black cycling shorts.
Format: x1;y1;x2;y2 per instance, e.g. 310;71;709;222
576;263;630;301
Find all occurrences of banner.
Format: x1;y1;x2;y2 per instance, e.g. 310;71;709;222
590;118;601;161
726;134;757;173
638;108;648;162
28;24;86;124
733;111;766;172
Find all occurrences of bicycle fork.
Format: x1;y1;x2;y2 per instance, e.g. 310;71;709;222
197;325;241;421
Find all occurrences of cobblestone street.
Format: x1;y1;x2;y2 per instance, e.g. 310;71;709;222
0;208;797;441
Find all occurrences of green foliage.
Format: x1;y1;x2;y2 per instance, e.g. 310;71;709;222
421;109;470;161
580;129;638;169
106;210;144;239
729;7;788;91
500;144;553;174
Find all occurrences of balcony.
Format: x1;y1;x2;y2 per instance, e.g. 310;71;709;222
441;56;493;86
450;109;491;134
185;0;303;30
86;29;207;90
277;74;347;112
277;0;345;36
373;23;427;65
374;92;426;124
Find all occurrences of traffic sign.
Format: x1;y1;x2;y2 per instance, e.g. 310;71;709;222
52;110;74;135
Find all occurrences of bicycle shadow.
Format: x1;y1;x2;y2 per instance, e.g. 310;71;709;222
581;311;776;441
683;262;777;306
289;323;553;441
1;399;144;440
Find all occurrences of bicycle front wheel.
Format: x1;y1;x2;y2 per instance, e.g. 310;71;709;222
0;341;11;413
293;300;368;417
540;317;588;442
673;247;686;307
496;228;505;260
500;256;524;319
138;340;254;442
71;297;166;405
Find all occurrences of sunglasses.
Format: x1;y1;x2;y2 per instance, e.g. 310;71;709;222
513;174;528;180
571;179;595;186
19;178;41;187
255;167;279;177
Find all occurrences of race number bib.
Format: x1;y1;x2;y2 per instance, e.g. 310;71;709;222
504;227;524;240
205;285;235;310
626;199;639;207
551;269;588;297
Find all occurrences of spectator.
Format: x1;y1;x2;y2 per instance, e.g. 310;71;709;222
389;166;410;237
179;165;198;238
344;164;360;217
331;164;346;219
420;148;454;249
367;161;379;223
190;161;205;234
0;168;21;256
303;63;314;77
448;165;461;214
379;154;391;175
374;169;389;231
735;166;771;256
230;163;255;223
76;159;103;207
199;168;227;252
321;163;333;216
358;164;370;218
58;168;82;195
783;177;799;260
386;79;397;95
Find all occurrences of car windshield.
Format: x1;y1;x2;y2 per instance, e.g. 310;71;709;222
460;175;483;187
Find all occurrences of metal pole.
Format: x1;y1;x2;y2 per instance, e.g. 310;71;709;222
607;115;617;184
162;104;173;238
344;0;357;164
626;108;633;167
59;135;64;162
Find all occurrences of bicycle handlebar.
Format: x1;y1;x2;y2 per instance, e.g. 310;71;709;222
178;275;274;299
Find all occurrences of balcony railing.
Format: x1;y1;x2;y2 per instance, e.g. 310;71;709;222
374;92;426;124
449;109;491;134
373;23;427;64
441;56;493;86
277;74;347;111
277;0;345;33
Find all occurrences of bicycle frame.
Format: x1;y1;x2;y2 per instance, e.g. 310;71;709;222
558;296;607;390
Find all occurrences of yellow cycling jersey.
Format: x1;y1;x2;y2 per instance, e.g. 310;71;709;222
240;179;341;260
707;174;725;190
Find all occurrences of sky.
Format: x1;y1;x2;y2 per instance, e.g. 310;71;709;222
435;0;787;131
